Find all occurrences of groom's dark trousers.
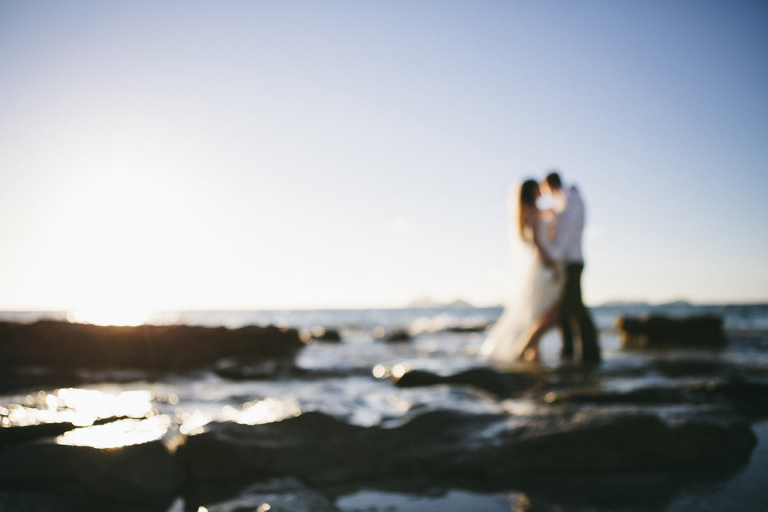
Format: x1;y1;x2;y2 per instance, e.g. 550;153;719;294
559;262;600;362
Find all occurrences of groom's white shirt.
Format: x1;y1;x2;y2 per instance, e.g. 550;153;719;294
550;185;584;263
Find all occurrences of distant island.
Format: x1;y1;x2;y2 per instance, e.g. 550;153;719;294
598;300;694;308
598;300;653;308
407;298;475;309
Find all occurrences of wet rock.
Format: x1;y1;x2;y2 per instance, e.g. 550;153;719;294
706;377;768;419
394;368;537;397
0;321;303;371
617;315;725;349
0;367;164;394
214;358;296;381
543;376;768;420
446;323;490;333
504;452;754;512
92;415;135;426
310;327;342;342
319;445;754;512
0;438;180;503
0;489;174;512
546;386;689;406
0;367;91;394
214;361;375;382
0;422;78;448
179;412;364;484
474;408;756;475
203;478;338;512
0;490;74;512
179;408;756;486
382;329;411;342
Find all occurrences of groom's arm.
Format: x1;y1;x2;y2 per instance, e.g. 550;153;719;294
550;190;584;261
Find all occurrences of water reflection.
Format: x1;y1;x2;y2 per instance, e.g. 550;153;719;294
56;416;171;449
175;410;212;435
227;396;301;425
1;386;304;448
371;363;412;379
57;388;153;423
1;389;154;427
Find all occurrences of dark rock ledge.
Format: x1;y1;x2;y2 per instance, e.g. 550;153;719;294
179;407;756;485
0;320;303;388
546;377;768;419
0;406;757;508
393;367;768;420
617;315;726;349
394;367;539;397
0;438;180;505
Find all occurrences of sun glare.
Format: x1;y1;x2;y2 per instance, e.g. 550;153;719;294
56;416;171;449
67;307;152;326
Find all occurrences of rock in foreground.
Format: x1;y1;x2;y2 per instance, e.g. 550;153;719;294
0;438;180;504
180;407;756;486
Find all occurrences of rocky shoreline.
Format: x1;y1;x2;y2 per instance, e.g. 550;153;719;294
1;369;765;511
0;404;758;511
1;318;767;511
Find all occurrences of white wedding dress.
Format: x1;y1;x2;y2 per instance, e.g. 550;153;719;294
481;189;564;366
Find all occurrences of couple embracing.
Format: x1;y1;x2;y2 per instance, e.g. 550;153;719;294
482;172;600;365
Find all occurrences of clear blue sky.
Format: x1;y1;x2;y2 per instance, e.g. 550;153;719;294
1;1;766;315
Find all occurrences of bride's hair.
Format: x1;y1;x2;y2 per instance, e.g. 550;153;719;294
518;179;539;241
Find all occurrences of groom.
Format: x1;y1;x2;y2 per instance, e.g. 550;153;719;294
541;171;601;363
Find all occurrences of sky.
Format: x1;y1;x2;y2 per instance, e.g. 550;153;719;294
0;1;766;316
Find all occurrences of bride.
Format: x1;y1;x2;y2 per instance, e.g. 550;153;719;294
481;179;564;364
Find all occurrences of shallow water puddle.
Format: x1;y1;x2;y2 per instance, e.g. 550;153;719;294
335;489;512;512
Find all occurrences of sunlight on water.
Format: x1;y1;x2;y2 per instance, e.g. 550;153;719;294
175;409;212;435
56;416;171;448
1;385;305;448
56;388;153;424
223;396;301;425
1;389;153;427
67;307;151;326
4;403;60;427
501;399;540;417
